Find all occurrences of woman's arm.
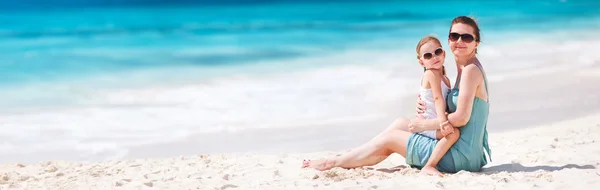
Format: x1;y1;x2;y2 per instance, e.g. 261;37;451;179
447;64;483;127
416;95;426;117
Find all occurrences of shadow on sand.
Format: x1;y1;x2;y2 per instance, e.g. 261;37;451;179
365;165;408;173
482;163;596;174
366;163;596;174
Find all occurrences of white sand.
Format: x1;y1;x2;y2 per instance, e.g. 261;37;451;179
1;112;599;190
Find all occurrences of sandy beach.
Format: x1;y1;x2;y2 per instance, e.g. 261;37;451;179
0;112;599;189
1;63;600;189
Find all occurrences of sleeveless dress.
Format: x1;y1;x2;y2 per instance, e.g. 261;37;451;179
405;62;492;173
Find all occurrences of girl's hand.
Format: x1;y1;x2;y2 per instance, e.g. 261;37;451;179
440;121;454;136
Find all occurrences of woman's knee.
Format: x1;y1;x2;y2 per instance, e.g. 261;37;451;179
389;117;410;131
379;129;410;156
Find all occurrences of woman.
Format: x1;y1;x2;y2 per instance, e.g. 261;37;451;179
302;16;492;175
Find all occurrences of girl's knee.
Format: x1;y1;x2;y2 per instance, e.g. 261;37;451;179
453;127;460;135
447;128;461;141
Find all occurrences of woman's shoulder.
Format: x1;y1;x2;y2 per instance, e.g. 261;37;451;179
463;63;482;74
460;64;484;83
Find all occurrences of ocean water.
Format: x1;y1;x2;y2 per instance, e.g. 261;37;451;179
1;0;599;163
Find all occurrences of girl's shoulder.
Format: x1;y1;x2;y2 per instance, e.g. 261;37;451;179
421;70;443;88
423;69;443;81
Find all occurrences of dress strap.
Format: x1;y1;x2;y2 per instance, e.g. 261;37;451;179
453;74;461;89
472;59;489;102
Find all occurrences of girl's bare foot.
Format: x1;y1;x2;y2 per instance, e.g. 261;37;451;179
421;165;443;176
301;159;337;171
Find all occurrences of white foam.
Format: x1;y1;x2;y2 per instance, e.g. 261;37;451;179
0;60;417;161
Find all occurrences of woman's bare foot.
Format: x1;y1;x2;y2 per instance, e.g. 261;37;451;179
421;165;443;176
301;159;337;171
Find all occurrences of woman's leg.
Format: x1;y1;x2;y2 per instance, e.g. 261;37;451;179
384;118;411;133
302;118;413;170
367;118;411;143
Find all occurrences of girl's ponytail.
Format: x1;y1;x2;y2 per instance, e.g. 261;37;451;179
442;65;446;76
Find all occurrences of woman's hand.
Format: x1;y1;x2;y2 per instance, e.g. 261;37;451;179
408;117;427;133
416;94;427;117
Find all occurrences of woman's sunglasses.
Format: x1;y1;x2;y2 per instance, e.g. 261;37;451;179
422;48;443;60
449;33;475;43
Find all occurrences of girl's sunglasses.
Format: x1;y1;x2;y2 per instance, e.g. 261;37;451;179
422;48;444;60
449;33;475;43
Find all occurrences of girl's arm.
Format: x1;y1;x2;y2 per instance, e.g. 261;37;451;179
426;71;449;130
408;70;448;132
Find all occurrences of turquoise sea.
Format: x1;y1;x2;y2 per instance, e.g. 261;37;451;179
1;0;600;105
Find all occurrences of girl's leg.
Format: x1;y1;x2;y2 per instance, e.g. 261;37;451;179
302;118;413;170
422;127;460;175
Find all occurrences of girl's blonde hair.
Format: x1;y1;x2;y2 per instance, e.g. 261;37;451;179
416;35;446;76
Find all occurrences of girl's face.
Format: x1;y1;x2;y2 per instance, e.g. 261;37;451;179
418;41;445;70
448;23;479;57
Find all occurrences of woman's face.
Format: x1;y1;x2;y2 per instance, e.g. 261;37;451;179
448;23;479;57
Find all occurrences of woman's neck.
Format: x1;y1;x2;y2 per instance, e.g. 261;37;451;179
455;54;477;74
455;55;472;66
455;53;477;68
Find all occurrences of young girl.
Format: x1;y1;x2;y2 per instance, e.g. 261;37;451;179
411;35;460;175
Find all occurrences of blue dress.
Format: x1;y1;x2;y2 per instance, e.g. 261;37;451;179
405;63;492;173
